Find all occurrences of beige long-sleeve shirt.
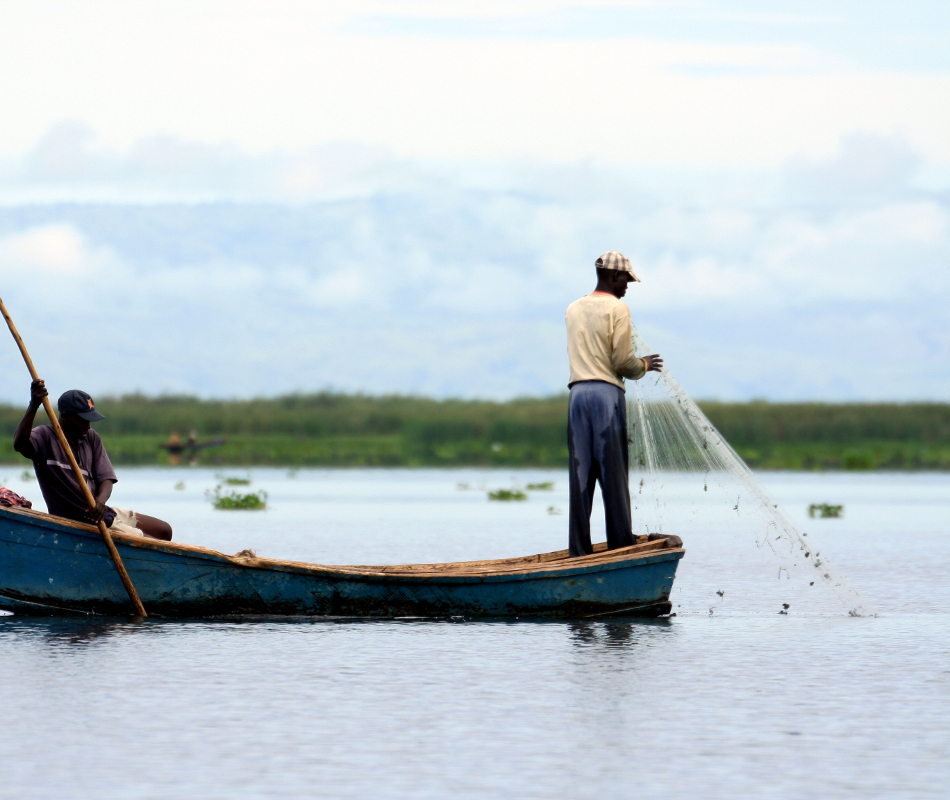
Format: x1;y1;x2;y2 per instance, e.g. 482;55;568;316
565;293;648;391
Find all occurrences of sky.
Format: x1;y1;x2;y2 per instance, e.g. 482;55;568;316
0;1;947;402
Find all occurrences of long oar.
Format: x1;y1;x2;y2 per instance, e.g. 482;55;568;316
0;296;147;617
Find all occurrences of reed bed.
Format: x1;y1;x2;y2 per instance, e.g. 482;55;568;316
0;394;946;470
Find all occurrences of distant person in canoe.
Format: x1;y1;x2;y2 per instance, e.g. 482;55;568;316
160;430;225;466
13;379;173;541
565;251;663;557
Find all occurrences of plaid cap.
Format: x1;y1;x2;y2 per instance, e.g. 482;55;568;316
595;251;640;281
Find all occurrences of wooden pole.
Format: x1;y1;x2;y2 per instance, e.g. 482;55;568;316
0;296;147;617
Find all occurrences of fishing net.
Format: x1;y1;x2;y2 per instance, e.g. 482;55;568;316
627;326;873;617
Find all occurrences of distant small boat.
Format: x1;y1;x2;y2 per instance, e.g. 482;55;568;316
0;506;684;618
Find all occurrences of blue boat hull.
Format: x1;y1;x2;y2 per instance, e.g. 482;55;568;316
0;507;684;619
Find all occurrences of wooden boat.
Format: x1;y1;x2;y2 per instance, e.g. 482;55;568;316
0;505;684;619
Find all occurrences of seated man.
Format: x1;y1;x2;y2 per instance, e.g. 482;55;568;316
13;379;173;541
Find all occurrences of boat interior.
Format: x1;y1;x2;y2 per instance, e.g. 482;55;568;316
342;535;684;575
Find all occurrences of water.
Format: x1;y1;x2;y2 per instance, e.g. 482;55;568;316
1;468;948;799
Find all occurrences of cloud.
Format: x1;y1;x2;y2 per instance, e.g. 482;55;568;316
1;4;949;169
0;143;946;404
785;133;922;197
0;122;402;204
0;123;946;402
0;223;115;277
25;121;103;182
0;2;946;402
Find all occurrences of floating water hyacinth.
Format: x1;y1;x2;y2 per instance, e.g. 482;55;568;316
808;503;844;518
219;476;252;486
488;489;527;501
174;481;186;491
206;486;268;510
526;482;554;490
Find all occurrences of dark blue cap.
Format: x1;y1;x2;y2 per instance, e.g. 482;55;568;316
57;390;106;422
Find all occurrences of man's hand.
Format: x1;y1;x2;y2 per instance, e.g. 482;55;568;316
14;380;47;459
84;499;109;524
643;354;664;372
30;379;48;408
87;481;115;525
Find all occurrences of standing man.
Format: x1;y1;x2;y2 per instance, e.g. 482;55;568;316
565;251;662;557
13;379;173;541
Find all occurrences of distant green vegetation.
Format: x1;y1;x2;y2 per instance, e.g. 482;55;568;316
703;401;950;470
488;489;528;501
220;476;252;486
0;394;947;470
809;503;844;518
206;486;268;510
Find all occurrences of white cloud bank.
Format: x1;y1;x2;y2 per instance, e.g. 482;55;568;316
0;2;948;169
0;130;946;402
0;3;947;401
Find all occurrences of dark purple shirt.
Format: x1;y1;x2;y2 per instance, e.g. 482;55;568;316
28;426;118;525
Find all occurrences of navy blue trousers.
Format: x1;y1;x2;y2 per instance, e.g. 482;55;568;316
567;380;634;557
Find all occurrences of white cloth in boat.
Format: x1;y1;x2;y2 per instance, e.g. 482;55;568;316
109;507;144;537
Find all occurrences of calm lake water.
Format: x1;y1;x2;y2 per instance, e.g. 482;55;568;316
1;468;947;799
